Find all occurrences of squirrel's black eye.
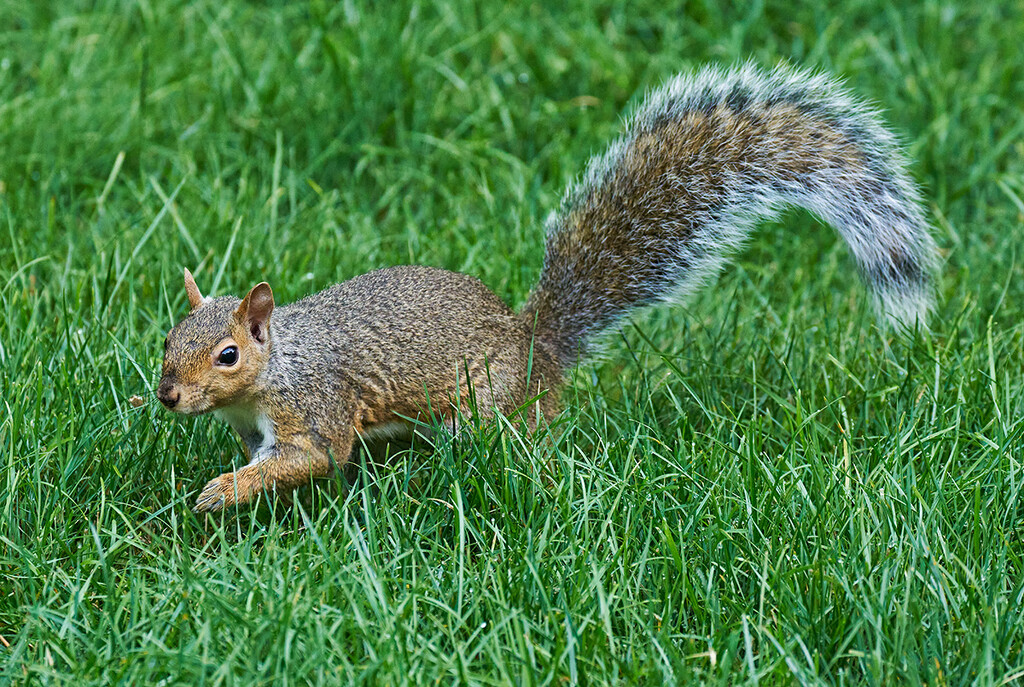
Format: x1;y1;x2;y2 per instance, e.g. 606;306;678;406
217;346;239;366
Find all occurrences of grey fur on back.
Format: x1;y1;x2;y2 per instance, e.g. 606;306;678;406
520;63;939;369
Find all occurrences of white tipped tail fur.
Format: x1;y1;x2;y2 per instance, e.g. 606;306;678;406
522;62;939;366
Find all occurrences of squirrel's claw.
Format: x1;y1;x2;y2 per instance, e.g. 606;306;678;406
193;474;235;514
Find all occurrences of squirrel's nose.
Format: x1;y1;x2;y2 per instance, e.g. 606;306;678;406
157;379;180;409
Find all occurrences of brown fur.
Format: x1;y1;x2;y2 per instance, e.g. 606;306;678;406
522;101;866;365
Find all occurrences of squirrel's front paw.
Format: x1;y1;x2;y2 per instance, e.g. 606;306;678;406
194;474;238;514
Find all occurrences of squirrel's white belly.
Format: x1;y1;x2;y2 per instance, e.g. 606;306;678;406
214;406;277;464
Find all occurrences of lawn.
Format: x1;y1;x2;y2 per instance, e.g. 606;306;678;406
2;0;1023;684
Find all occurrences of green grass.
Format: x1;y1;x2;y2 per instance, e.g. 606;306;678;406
2;0;1023;683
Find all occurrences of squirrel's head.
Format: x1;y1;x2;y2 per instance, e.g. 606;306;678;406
157;268;274;415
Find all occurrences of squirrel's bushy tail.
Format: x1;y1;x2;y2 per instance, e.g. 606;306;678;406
520;63;939;370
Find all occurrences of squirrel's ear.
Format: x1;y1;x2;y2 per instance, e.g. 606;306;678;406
184;268;205;310
236;282;274;345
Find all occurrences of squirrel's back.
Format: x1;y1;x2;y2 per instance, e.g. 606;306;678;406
521;63;938;369
270;266;562;424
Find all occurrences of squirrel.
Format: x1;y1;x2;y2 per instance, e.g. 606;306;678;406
157;64;939;513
